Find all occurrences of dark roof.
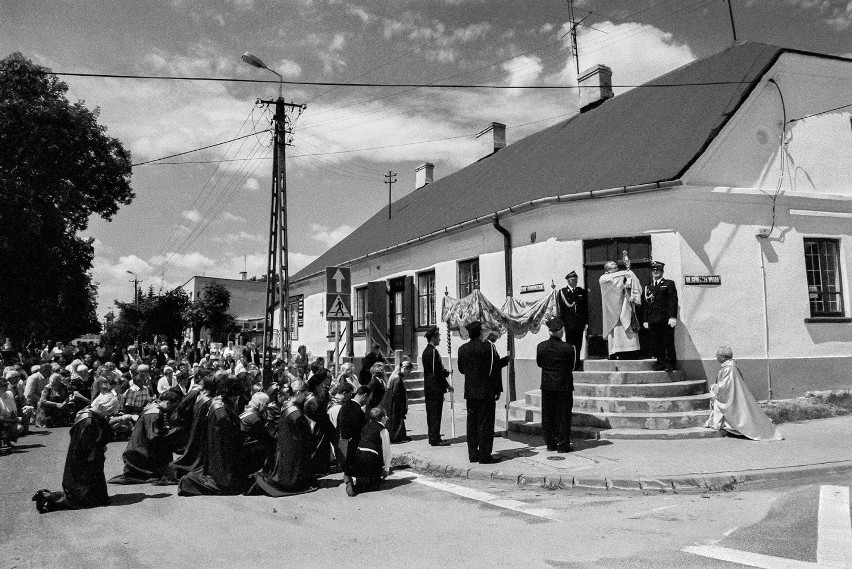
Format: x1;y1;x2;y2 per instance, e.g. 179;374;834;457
295;42;785;281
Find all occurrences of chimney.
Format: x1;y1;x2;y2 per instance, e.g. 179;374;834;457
476;122;506;158
415;162;434;190
240;271;247;280
578;64;613;113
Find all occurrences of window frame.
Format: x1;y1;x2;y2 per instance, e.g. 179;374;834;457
803;238;845;318
417;270;437;329
457;258;480;298
353;286;367;336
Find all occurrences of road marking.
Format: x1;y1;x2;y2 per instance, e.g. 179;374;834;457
391;471;559;521
723;526;739;537
628;504;678;518
817;485;852;568
684;545;835;569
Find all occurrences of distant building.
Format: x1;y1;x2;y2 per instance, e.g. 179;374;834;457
181;274;267;345
283;42;851;401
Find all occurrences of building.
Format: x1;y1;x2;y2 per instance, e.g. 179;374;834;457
181;274;267;345
285;42;851;402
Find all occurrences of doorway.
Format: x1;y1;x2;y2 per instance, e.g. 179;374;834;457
583;237;653;358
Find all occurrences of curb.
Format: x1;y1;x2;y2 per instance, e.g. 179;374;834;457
393;452;852;493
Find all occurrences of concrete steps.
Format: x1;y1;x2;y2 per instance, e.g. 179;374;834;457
504;358;713;440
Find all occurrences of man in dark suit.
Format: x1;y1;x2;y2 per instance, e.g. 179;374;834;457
421;326;453;446
557;270;589;371
643;261;679;371
536;318;575;452
457;321;506;464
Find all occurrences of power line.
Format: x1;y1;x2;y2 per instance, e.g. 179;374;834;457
55;70;749;91
131;129;270;166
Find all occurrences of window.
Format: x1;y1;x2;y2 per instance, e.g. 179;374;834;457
288;300;299;341
804;238;845;317
418;271;436;327
354;286;367;333
458;259;480;298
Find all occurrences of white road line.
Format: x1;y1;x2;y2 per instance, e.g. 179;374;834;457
628;504;679;518
683;545;834;569
391;471;559;521
817;485;852;568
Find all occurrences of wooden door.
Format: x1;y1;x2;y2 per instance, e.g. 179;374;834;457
367;280;388;354
388;277;406;351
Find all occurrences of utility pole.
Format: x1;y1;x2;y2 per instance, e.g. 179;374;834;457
384;171;397;219
567;0;580;78
258;96;306;376
724;0;738;43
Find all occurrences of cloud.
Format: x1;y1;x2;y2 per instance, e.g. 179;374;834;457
212;231;265;244
149;251;216;270
346;3;373;23
182;210;203;223
243;177;260;191
276;59;302;78
310;223;356;247
91;238;114;255
221;211;247;223
502;54;544;90
825;0;852;30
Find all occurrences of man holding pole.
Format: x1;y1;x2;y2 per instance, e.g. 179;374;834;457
458;321;504;464
421;326;452;447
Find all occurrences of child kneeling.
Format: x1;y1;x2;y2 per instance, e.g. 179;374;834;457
348;407;391;496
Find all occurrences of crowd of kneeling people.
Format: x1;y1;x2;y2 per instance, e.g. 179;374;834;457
17;354;414;513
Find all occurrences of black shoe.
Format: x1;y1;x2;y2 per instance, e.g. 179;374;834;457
345;477;356;497
479;455;503;464
546;445;557;452
400;437;413;443
557;445;574;453
653;363;666;371
430;440;450;446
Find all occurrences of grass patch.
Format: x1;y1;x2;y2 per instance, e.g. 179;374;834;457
760;390;852;424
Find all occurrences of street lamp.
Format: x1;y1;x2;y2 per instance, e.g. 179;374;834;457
241;52;283;98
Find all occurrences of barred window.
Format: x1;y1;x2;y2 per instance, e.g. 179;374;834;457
458;259;479;298
417;271;436;327
804;238;844;317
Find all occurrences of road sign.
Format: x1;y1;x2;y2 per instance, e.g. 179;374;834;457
326;266;350;295
325;266;352;321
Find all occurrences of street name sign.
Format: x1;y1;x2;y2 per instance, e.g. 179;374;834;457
325;266;352;321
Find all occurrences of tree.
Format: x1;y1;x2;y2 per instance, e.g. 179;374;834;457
183;282;240;343
101;287;191;350
0;53;133;344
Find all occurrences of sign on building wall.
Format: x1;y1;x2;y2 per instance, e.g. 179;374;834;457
289;294;305;327
520;283;546;294
325;266;352;321
684;275;722;285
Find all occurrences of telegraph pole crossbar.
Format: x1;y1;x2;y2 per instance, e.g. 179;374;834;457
384;171;397;219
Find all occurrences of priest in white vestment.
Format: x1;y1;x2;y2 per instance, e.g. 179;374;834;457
598;261;642;356
704;346;783;441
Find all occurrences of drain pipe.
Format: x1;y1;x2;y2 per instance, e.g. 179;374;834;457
492;216;516;436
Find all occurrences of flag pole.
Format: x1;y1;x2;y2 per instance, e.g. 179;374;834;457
444;288;456;440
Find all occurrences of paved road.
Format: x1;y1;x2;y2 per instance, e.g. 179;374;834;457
1;428;850;569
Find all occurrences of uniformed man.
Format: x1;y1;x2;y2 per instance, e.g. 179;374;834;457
421;326;452;446
557;270;588;370
536;318;575;452
643;261;679;371
457;321;504;464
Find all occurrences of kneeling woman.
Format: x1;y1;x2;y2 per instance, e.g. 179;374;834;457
32;405;114;513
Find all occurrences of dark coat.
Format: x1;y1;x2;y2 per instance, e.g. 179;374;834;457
178;398;248;496
250;401;316;496
62;410;113;509
487;342;508;396
358;351;386;386
536;337;574;392
643;278;679;323
458;338;500;400
421;343;450;395
557;286;589;331
110;407;172;483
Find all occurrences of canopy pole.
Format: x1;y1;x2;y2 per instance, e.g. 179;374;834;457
443;288;456;440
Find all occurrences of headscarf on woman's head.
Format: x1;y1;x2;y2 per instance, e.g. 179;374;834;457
247;391;269;414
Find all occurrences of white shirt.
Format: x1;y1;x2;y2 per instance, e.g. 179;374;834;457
157;375;177;394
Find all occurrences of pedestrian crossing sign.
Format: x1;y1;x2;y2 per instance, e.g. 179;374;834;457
326;293;351;320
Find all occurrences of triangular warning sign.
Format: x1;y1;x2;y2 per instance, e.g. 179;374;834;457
328;295;351;318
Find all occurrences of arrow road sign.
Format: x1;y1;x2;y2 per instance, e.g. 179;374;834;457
326;266;350;296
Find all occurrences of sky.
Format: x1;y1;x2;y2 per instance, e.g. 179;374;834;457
1;0;851;322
